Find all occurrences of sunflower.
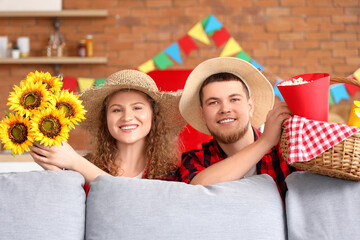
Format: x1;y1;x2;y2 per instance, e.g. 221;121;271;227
23;71;63;93
0;113;34;155
54;90;86;128
7;81;55;117
31;107;71;147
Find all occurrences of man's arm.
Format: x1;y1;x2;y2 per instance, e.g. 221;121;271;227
190;102;291;185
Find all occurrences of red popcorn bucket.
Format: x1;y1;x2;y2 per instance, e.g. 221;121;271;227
276;73;330;122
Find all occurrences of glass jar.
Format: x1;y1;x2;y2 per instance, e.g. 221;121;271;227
85;35;94;57
78;40;86;57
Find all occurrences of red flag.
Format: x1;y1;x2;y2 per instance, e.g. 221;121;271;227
211;27;231;48
62;76;78;93
178;35;198;56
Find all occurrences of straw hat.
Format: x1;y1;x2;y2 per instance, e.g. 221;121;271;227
179;57;274;135
80;69;186;137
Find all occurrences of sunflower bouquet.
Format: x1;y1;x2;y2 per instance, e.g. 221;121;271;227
0;71;86;156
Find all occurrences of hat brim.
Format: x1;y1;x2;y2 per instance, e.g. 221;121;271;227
179;57;274;135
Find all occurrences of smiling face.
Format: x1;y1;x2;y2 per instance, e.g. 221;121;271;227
106;90;153;146
200;80;254;144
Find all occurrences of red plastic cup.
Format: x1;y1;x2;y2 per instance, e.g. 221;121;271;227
277;73;330;122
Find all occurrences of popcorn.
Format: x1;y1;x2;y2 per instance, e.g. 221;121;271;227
278;77;312;86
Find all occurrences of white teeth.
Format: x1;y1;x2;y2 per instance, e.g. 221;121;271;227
121;125;137;130
219;119;235;123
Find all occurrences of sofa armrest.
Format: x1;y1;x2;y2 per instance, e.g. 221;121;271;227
0;170;86;240
286;172;360;240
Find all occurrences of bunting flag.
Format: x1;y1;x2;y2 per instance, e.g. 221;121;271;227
62;76;78;93
78;78;95;93
154;52;173;70
236;50;252;62
330;84;349;104
329;91;334;105
345;83;360;96
95;78;106;87
201;15;210;28
188;22;210;45
164;42;182;64
211;27;231;48
354;68;360;80
138;59;156;73
250;59;264;72
204;15;223;33
220;37;242;57
274;79;284;101
178;35;198;56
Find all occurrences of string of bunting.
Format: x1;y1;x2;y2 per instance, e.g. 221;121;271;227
60;14;360;105
137;15;265;73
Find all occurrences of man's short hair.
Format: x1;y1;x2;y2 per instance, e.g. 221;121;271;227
199;72;250;106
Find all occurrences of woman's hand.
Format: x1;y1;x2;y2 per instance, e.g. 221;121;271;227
29;142;81;171
30;142;109;184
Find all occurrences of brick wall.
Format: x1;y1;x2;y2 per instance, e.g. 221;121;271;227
0;0;359;150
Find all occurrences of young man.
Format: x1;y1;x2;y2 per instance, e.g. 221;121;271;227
178;57;296;199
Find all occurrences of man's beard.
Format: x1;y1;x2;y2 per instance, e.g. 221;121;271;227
208;120;251;144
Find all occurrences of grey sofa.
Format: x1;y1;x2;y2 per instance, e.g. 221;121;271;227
0;170;359;240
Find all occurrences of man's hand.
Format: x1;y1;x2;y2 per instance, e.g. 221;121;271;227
261;102;292;149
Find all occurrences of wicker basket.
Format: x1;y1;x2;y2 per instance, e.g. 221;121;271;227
280;77;360;181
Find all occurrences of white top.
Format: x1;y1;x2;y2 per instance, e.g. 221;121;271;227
243;166;256;178
134;169;145;179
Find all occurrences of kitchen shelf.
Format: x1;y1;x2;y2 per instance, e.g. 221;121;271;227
0;10;108;17
0;57;108;64
0;10;108;75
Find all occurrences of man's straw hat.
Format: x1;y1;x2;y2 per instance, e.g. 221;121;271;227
179;57;274;135
80;69;186;137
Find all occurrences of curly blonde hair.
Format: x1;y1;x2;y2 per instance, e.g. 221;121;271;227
87;90;180;179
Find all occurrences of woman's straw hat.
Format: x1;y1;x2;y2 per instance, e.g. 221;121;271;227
80;69;186;136
179;57;274;135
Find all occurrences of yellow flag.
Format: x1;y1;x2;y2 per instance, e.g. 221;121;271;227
220;38;242;57
188;22;210;45
138;59;156;73
354;68;360;81
78;78;95;93
347;101;360;127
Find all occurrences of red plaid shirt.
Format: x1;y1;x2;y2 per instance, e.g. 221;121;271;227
178;127;296;199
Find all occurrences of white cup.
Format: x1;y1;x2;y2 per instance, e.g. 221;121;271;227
12;49;20;59
0;36;8;58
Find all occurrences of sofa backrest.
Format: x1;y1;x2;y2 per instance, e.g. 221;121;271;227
285;171;360;240
85;174;286;240
0;170;86;240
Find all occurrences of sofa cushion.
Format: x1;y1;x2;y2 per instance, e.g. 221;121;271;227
285;172;360;240
0;170;86;240
85;174;286;240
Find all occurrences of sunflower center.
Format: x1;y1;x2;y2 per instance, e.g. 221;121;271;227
20;91;41;110
39;116;61;138
56;102;74;118
8;123;28;144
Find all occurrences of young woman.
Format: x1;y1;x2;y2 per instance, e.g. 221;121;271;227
29;70;186;185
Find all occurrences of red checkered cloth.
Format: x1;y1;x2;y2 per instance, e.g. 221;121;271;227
285;115;360;164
